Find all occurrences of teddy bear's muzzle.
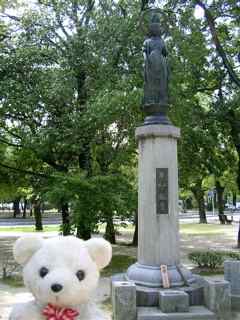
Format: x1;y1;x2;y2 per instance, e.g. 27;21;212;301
51;283;63;293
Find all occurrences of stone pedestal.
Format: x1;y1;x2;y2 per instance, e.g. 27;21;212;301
159;290;189;313
126;124;194;287
137;306;216;320
111;124;230;320
203;279;231;319
224;260;240;311
112;281;136;320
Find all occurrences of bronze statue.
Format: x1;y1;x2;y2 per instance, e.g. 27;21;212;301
142;13;171;125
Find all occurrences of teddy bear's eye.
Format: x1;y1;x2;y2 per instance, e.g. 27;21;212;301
39;267;49;278
76;270;85;281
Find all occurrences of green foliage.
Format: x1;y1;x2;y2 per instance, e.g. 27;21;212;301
189;251;225;269
227;252;240;261
45;170;137;234
0;0;141;235
1;276;23;287
189;250;240;269
0;0;240;235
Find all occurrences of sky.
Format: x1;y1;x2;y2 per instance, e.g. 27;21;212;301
194;5;205;19
5;0;205;21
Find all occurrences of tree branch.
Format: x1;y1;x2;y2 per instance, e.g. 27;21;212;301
79;0;95;26
46;0;71;40
44;35;66;54
0;13;21;22
1;127;23;140
50;29;69;50
195;0;240;87
71;0;79;24
0;162;50;178
141;0;149;12
55;14;70;40
0;138;22;148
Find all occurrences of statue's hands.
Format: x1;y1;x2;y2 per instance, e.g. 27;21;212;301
162;46;167;57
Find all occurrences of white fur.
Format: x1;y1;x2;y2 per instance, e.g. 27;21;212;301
85;238;112;269
13;235;44;265
10;236;112;320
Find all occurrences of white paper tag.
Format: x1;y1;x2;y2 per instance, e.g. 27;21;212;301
160;264;170;288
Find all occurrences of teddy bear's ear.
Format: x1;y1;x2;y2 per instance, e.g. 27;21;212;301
13;236;44;266
85;238;112;269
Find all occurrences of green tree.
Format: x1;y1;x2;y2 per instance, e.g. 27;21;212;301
0;0;142;238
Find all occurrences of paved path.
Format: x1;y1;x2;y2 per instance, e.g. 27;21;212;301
0;283;31;319
0;217;61;227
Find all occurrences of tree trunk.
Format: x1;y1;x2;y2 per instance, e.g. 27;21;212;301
238;158;240;191
132;210;138;246
233;192;237;207
216;180;225;224
77;141;93;240
61;203;71;236
74;68;93;241
214;191;217;210
13;198;21;218
238;220;240;248
30;204;33;216
198;194;207;223
191;182;207;223
227;110;240;190
41;203;45;215
76;217;92;240
104;215;116;244
33;199;43;231
22;198;27;219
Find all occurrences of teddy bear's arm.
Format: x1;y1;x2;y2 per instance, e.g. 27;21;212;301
9;301;44;320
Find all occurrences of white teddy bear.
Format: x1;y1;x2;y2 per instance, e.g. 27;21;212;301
10;235;112;320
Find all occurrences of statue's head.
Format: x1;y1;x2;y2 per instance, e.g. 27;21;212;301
149;13;161;37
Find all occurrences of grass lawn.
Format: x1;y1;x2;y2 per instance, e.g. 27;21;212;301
1;276;23;287
180;223;233;235
112;222;234;237
0;225;60;232
0;222;235;236
101;254;136;277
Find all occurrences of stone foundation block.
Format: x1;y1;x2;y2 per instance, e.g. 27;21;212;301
203;279;231;320
138;306;216;319
230;294;240;311
112;281;137;320
224;260;240;295
179;286;204;306
136;285;159;307
159;290;189;313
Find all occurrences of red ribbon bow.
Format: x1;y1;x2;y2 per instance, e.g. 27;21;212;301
43;303;79;320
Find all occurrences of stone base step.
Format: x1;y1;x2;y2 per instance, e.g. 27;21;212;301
137;306;217;320
231;294;240;311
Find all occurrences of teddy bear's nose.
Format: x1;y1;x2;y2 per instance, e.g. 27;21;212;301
51;283;63;293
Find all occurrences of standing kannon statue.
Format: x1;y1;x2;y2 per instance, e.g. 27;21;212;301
142;13;171;125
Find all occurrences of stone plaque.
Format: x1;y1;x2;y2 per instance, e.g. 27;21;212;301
156;168;168;215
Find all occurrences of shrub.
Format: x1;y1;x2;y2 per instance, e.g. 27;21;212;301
227;252;240;260
188;251;225;269
189;250;240;269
